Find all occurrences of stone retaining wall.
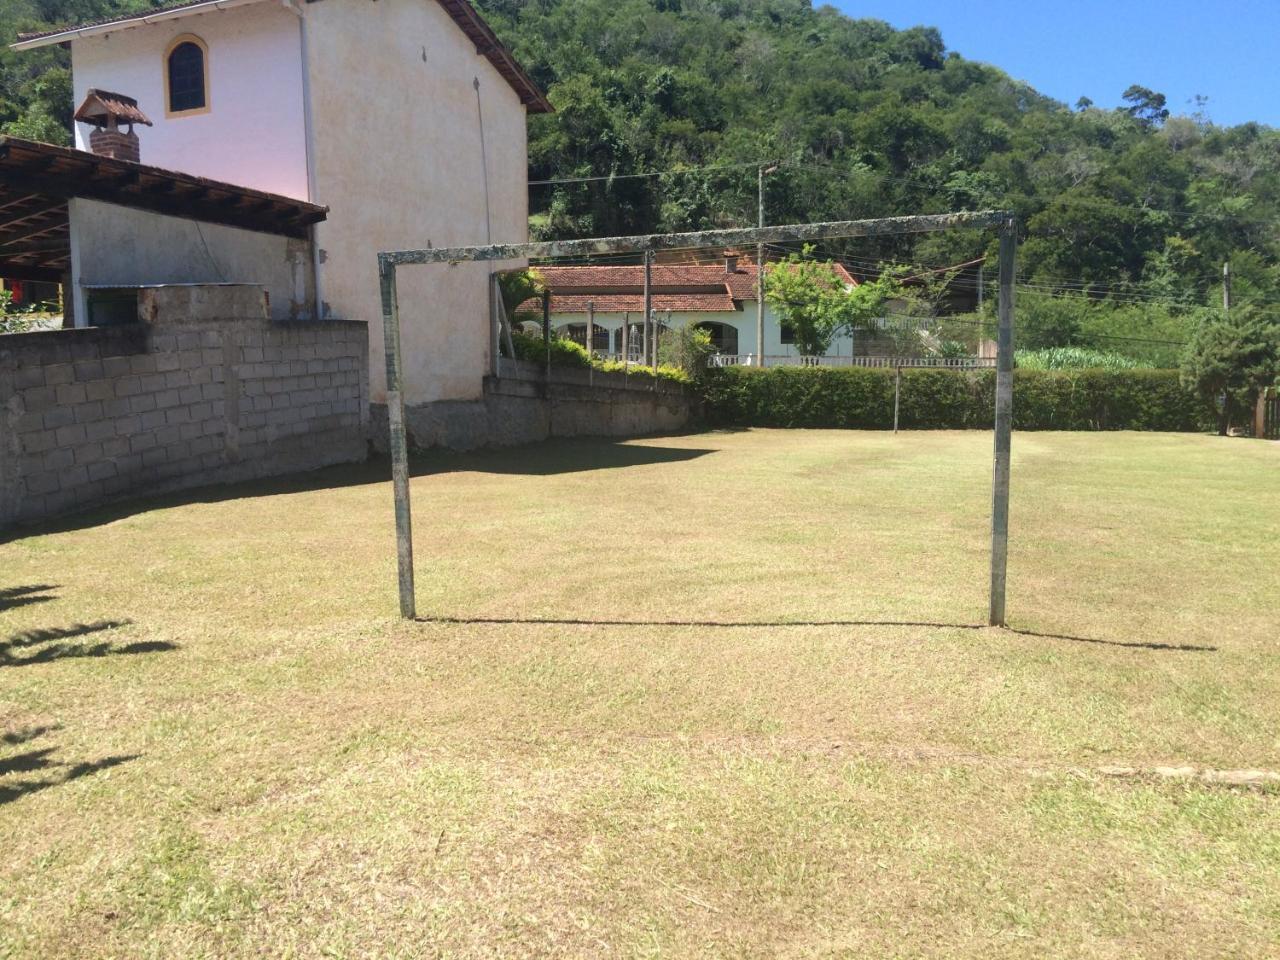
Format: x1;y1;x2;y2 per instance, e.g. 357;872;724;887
1;285;368;528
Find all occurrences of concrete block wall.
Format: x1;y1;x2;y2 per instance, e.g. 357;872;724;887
1;285;367;528
380;359;693;452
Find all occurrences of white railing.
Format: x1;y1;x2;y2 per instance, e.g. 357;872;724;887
708;354;996;369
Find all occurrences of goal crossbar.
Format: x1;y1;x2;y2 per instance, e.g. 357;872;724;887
377;210;1017;626
378;210;1011;268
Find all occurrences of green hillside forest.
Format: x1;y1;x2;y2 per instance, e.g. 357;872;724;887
3;0;1278;361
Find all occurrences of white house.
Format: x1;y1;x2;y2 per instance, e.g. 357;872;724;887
13;0;550;414
529;255;882;364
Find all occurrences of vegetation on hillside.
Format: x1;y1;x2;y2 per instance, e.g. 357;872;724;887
472;0;1278;365
3;0;1278;366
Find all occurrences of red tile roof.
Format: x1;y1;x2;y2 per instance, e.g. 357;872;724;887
74;89;154;128
518;260;857;315
520;292;739;315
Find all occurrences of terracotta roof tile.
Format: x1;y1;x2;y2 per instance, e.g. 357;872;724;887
517;291;739;315
519;260;858;315
74;89;154;128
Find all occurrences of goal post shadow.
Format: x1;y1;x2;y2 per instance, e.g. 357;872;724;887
377;211;1017;626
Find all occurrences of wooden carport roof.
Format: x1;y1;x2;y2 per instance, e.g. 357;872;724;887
0;136;328;283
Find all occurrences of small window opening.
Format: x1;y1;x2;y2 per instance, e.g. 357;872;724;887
167;38;207;115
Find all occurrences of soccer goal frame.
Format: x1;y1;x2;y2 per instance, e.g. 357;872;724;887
377;210;1017;625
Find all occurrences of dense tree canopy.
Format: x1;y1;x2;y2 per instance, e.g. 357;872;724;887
3;0;1278;348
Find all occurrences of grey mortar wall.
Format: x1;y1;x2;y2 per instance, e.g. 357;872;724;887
1;285;367;528
372;359;694;452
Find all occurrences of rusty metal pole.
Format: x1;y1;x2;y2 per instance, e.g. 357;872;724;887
378;257;415;619
989;220;1016;627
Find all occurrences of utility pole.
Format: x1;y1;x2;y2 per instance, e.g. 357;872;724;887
1223;262;1231;317
756;162;778;367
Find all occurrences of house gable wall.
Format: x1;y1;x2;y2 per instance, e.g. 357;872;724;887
304;0;529;406
70;1;309;200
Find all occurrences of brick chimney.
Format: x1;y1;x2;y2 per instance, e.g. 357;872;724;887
89;125;141;163
75;89;152;164
724;250;740;273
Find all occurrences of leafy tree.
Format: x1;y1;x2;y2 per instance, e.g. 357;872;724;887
1180;310;1280;434
0;0;1276;345
1121;85;1170;128
497;267;545;324
765;247;900;355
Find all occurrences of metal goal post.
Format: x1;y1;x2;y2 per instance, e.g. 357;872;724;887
377;210;1017;625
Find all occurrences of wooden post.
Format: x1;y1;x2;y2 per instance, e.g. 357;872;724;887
649;309;659;385
989;221;1016;627
642;251;653;366
378;259;416;620
542;288;551;391
489;272;501;379
893;365;901;433
586;299;595;387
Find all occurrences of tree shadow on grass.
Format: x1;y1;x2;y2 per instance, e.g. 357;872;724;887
2;437;719;541
0;725;137;807
417;616;1217;653
0;584;60;612
1;619;178;667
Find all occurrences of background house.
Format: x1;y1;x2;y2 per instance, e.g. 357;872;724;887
14;0;551;420
530;255;889;364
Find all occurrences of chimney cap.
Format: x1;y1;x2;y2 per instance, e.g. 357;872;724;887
74;89;153;129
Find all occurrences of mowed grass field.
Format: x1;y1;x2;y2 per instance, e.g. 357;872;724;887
2;429;1278;959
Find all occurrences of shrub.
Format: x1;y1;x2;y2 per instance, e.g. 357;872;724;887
510;330;591;368
702;366;1211;432
657;323;715;378
509;331;690;385
1180;311;1280;435
1016;347;1148;370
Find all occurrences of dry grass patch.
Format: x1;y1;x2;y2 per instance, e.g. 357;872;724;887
2;430;1278;957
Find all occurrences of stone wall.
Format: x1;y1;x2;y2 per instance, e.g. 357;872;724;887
376;359;694;452
1;285;367;528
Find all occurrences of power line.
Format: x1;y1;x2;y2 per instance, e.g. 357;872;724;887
780;156;1280;228
529;158;771;187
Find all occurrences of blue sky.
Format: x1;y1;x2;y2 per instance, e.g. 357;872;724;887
829;0;1278;128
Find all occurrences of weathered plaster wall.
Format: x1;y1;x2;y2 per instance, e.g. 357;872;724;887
305;0;529;407
0;285;367;529
70;199;315;323
70;1;309;200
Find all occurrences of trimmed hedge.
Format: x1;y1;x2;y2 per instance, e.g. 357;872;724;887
702;366;1212;432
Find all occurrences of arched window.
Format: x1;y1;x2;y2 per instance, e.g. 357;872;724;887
165;35;208;116
695;321;739;355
